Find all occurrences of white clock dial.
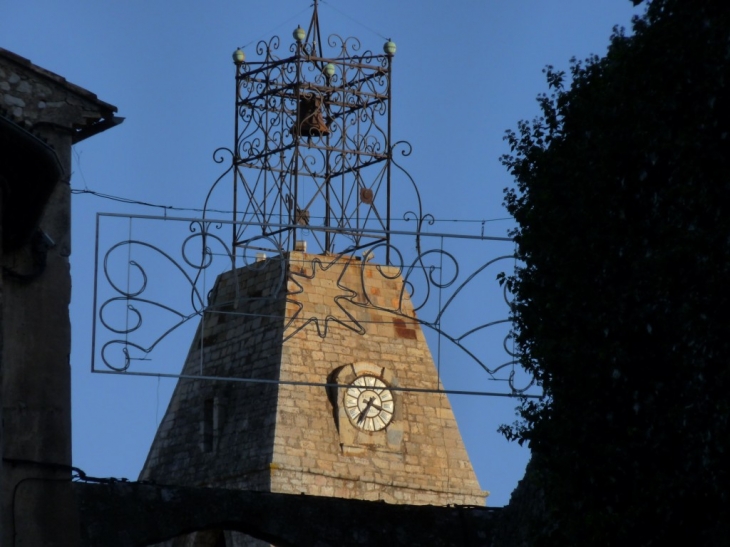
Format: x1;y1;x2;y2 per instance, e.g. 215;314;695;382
344;375;394;431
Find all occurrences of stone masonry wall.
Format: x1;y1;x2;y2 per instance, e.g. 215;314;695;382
1;48;110;133
140;257;288;489
271;251;486;506
140;251;486;545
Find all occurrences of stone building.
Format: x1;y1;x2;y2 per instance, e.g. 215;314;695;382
0;47;121;546
141;251;487;545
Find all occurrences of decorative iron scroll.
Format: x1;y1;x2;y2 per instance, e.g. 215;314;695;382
90;6;539;397
92;214;536;396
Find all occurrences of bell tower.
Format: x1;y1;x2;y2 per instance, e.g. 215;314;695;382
140;3;487;544
225;0;396;258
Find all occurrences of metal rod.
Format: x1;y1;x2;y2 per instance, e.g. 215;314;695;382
386;51;393;263
96;212;514;242
232;61;244;255
90;213;102;372
91;370;541;399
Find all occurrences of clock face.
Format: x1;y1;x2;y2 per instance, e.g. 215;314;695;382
344;375;394;432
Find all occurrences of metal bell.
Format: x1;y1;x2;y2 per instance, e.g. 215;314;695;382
292;93;330;137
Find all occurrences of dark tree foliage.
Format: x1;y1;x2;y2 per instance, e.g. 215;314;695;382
500;1;730;544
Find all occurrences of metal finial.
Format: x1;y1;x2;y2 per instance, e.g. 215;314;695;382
383;39;396;56
293;26;306;42
232;48;246;64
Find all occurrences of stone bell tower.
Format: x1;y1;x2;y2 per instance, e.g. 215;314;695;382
141;252;486;505
140;2;486;544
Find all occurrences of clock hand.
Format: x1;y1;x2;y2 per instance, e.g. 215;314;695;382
358;397;375;423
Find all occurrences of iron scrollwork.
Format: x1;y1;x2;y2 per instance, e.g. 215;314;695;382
93;215;533;395
91;6;536;397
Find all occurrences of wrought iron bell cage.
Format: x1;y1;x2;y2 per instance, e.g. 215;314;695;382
230;4;395;259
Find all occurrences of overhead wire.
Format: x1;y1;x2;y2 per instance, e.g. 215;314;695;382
71;187;513;226
318;0;390;41
238;5;312;50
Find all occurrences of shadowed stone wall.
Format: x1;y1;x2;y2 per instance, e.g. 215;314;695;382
74;482;498;547
1;47;119;547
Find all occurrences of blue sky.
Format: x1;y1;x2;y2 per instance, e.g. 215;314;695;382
2;1;643;506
